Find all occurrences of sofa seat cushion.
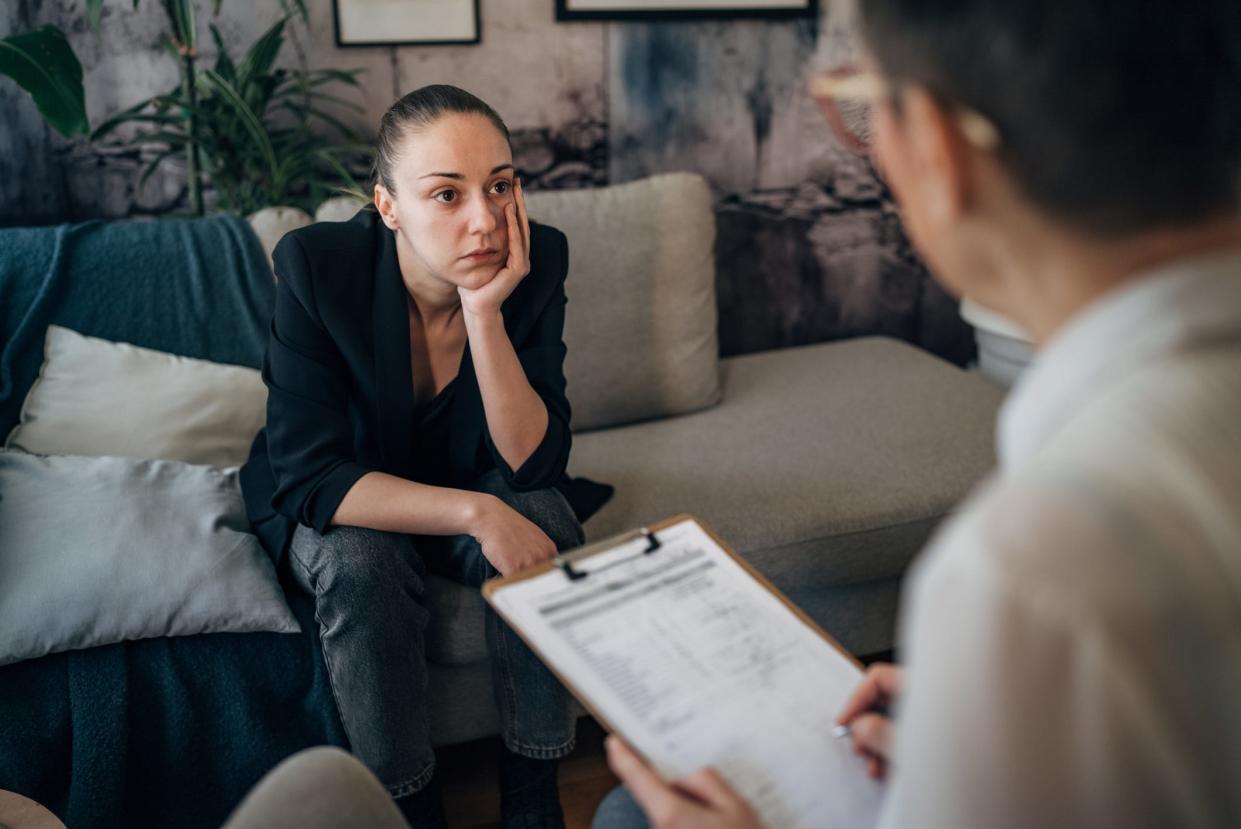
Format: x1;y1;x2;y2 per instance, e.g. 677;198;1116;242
569;337;1005;591
425;336;1002;667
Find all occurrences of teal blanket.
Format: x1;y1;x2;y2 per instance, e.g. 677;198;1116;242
0;215;273;433
0;586;347;828
0;215;346;826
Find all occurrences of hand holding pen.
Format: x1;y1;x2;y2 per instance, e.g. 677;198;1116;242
835;663;903;781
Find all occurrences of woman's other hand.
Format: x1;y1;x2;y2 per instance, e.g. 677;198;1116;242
468;492;557;576
605;737;765;829
836;663;903;780
458;177;531;318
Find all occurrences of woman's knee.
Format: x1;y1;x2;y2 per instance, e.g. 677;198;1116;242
513;489;584;552
473;472;584;552
298;525;427;593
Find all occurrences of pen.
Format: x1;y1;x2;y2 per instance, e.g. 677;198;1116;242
834;704;891;738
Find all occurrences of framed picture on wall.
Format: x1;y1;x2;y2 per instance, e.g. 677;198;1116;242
334;0;481;47
555;0;816;20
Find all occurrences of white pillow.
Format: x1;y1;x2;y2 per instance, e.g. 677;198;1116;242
5;325;266;467
0;451;299;667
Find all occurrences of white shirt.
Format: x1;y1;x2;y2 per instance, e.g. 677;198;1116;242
881;251;1241;829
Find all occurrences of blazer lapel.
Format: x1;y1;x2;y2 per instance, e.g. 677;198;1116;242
371;219;415;473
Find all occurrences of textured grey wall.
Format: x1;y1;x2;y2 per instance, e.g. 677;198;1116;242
0;0;971;362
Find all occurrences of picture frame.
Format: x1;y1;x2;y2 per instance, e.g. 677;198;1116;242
333;0;481;47
555;0;817;21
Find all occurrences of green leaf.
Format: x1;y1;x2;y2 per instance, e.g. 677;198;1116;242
138;148;180;187
161;34;181;62
210;25;236;82
90;111;181;141
282;0;309;23
0;25;88;137
124;128;192;147
238;18;286;87
167;0;198;50
91;97;151;140
316;149;370;201
283;103;361;140
90;91;189;141
87;0;105;30
200;68;279;184
318;142;375;156
303;89;367;113
298;68;365;89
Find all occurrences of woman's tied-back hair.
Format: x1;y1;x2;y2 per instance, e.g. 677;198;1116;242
372;84;512;196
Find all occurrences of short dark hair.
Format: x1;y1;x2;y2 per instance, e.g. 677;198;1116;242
373;84;511;194
859;1;1241;235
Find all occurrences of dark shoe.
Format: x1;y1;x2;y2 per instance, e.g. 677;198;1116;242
394;773;449;829
499;749;565;829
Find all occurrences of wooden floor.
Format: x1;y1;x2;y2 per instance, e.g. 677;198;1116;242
439;718;619;829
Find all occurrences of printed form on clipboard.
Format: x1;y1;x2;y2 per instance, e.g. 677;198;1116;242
482;514;884;829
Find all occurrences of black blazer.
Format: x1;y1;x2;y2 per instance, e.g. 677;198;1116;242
240;208;580;563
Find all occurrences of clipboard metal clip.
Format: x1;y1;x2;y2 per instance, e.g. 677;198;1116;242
554;526;662;581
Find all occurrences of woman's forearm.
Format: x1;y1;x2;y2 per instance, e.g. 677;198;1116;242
464;308;549;471
330;471;489;536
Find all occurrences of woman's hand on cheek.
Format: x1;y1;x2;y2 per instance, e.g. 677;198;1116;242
458;178;532;319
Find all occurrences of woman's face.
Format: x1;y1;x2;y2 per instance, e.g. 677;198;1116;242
375;112;516;291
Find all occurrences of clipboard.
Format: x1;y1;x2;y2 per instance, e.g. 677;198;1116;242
482;514;882;829
482;513;861;737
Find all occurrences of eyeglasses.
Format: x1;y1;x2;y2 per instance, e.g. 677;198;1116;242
810;66;1002;156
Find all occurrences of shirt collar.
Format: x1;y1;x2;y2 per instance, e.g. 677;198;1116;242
998;247;1241;471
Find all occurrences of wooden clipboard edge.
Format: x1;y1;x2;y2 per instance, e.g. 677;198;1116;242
481;513;864;745
686;515;865;672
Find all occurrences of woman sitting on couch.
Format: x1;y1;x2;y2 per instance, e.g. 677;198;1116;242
240;84;582;829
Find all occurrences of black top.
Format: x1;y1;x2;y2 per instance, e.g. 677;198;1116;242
411;378;457;487
240;208;578;563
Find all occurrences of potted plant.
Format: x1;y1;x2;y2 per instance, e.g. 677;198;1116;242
1;1;371;216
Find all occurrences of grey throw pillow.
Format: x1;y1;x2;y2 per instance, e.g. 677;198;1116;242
526;173;722;431
0;451;299;667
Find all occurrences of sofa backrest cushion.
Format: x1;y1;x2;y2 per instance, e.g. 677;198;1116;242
526;172;722;432
0;215;273;436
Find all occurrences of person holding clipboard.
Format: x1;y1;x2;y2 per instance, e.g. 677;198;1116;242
594;1;1241;827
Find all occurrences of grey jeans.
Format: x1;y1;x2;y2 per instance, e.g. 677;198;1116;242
287;470;584;797
591;786;650;829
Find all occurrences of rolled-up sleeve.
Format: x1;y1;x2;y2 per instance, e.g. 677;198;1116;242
264;235;372;531
483;232;573;491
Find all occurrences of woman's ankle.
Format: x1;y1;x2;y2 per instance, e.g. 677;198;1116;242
499;749;565;829
394;772;448;829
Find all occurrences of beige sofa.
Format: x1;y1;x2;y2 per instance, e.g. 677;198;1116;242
252;172;1005;746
